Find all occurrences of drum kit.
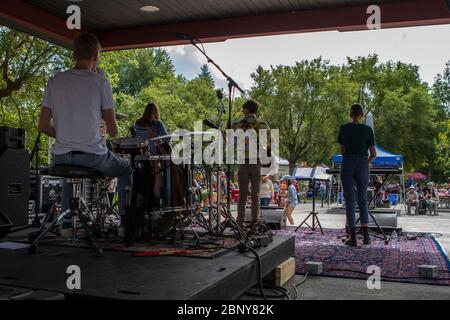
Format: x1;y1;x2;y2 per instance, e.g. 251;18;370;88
109;130;221;247
81;111;269;249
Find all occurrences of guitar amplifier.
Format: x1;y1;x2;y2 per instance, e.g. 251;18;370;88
245;206;286;230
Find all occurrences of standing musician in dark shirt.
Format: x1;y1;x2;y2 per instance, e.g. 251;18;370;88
338;104;377;247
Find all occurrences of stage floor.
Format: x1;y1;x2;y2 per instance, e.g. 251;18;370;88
0;233;294;300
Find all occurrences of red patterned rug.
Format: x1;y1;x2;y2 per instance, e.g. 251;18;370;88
279;227;450;286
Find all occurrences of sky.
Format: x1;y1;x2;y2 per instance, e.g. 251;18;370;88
164;24;450;92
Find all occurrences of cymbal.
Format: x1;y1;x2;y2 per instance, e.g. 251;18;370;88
116;113;129;121
151;132;214;142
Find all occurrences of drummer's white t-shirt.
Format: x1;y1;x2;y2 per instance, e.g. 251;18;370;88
43;69;114;155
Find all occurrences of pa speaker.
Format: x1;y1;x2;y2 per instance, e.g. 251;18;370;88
245;206;286;230
0;149;30;227
356;209;398;228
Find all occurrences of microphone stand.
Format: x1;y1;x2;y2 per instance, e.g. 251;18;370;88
186;38;252;247
188;39;244;212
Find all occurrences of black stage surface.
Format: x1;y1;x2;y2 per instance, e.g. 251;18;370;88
0;233;294;300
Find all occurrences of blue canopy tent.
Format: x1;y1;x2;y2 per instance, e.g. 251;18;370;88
331;145;406;204
331;145;404;167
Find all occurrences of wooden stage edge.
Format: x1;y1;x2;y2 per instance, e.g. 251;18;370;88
0;234;295;300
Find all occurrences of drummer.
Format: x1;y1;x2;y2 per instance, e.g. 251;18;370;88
134;103;169;154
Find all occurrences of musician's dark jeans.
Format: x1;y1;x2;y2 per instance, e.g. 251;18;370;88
53;151;133;219
341;154;370;228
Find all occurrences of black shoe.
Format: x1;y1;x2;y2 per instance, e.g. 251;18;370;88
362;227;371;245
345;227;357;247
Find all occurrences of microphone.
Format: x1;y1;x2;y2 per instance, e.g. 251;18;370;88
175;33;196;41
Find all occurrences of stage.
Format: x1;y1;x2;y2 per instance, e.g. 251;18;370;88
0;232;294;300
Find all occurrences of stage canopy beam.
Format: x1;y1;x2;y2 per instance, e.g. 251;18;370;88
0;0;449;50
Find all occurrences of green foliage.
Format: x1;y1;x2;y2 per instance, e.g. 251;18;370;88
0;26;71;164
435;120;450;177
0;26;448;177
250;58;357;171
100;48;174;97
250;55;448;176
198;64;215;87
433;61;450;117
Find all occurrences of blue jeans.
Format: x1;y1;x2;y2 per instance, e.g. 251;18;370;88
260;198;271;207
53;151;133;217
341;155;369;228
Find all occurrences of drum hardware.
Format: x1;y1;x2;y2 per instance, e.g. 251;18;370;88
87;177;121;237
29;171;104;257
28;177;118;242
112;137;148;157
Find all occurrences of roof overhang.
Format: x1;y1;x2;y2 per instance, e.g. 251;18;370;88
0;0;449;51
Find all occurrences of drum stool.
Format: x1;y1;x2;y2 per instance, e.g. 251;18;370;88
29;165;104;257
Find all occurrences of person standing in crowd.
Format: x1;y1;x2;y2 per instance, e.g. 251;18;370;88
337;104;377;247
260;175;275;207
282;175;298;225
233;100;271;229
278;179;288;208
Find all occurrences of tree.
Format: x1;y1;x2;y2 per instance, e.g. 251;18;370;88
346;56;442;173
250;58;355;172
433;61;450;117
435;120;450;177
0;27;69;100
198;64;215;87
135;75;217;132
101;48;175;97
0;27;70;164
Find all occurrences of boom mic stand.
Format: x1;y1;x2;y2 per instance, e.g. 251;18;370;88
187;36;253;246
187;37;244;212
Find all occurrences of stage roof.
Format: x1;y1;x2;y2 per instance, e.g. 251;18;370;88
0;0;449;50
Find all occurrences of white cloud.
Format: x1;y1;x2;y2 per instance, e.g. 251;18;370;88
164;24;450;92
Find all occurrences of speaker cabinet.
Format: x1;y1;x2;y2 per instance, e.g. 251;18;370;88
245;206;286;230
0;149;30;227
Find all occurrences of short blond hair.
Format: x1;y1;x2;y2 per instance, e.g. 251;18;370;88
73;33;101;60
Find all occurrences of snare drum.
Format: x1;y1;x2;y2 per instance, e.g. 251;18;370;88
112;137;148;156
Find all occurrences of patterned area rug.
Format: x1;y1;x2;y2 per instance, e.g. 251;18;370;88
279;227;450;286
